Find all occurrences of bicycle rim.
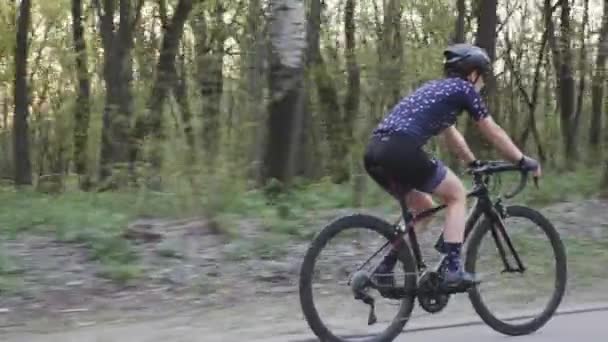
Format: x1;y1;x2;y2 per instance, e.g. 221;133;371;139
299;214;417;342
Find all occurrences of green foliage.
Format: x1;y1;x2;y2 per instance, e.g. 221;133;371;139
0;251;23;294
1;0;607;292
97;263;144;285
510;167;601;206
224;234;290;261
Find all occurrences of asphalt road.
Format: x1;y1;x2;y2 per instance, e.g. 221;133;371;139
392;309;607;342
3;307;607;342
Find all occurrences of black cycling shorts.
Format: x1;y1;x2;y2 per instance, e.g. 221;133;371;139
363;133;447;198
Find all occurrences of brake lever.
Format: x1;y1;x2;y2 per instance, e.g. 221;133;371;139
533;176;539;189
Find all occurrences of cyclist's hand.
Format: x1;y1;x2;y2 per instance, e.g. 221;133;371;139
519;155;541;178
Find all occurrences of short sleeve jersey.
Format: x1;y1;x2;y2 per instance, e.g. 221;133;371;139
372;77;489;146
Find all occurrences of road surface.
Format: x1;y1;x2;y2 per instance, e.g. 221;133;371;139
392;309;607;342
2;307;606;342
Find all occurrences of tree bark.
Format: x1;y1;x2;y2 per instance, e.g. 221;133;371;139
504;29;548;161
344;0;360;150
590;0;608;152
466;0;497;156
571;0;589;159
193;2;225;166
72;0;92;189
453;0;466;44
380;0;404;109
173;50;196;158
95;0;144;187
13;0;32;186
544;0;562;110
1;86;11;178
244;0;267;183
308;0;345;182
344;0;363;205
557;0;576;161
131;0;194;176
262;0;307;185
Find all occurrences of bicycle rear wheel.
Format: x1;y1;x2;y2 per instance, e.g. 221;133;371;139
299;214;417;342
465;205;567;336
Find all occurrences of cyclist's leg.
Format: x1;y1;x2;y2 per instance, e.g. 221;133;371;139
363;134;418;284
431;168;466;244
409;155;476;286
427;168;476;286
405;190;435;234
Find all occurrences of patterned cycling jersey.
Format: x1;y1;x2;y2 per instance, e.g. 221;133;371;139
372;77;489;146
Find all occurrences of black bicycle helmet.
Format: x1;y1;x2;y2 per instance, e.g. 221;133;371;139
443;43;491;78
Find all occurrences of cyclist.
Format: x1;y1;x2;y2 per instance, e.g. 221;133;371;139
363;43;541;289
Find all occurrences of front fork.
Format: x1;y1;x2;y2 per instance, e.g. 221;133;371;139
487;199;526;273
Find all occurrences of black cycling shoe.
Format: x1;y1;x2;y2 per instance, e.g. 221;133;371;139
441;268;479;292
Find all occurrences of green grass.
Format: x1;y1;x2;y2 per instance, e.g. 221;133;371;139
483;166;601;206
0;188;172;283
0;166;603;286
0;251;24;293
224;234;291;261
97;263;144;285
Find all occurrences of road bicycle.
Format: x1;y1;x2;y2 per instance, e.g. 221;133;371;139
299;160;567;341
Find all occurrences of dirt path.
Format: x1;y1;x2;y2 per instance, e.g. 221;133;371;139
3;295;607;342
1;199;607;341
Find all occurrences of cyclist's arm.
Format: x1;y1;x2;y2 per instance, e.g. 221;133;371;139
438;125;476;164
460;82;525;164
475;116;524;163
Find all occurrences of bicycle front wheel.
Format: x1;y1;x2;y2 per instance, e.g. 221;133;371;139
299;214;417;342
465;205;567;336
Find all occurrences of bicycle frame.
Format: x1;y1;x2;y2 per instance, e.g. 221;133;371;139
390;172;526;276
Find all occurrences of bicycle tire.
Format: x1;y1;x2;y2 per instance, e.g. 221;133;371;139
465;205;567;336
299;214;417;342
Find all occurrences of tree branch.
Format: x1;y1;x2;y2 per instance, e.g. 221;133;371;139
496;2;518;36
130;0;146;34
28;22;54;86
504;33;533;107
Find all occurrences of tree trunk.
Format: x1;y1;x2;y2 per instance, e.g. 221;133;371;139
72;0;92;189
381;0;404;109
95;0;144;187
466;0;497;155
504;28;548;162
446;0;467;171
174;51;196;159
344;0;360;150
1;86;11;178
193;3;225;166
544;0;562;111
13;0;32;186
571;0;589;160
344;0;363;205
131;0;193;177
590;0;608;153
243;0;267;183
558;0;576;162
262;0;307;185
308;0;346;183
453;0;466;44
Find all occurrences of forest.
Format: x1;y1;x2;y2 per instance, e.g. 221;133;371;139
2;0;608;332
1;0;608;210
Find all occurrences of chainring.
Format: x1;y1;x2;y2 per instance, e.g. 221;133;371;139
418;293;450;313
416;270;450;313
